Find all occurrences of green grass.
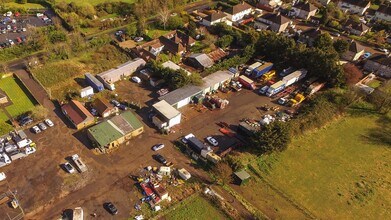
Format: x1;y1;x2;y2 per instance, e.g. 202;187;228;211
164;195;227;220
367;79;382;89
5;2;45;9
145;29;172;40
0;111;13;135
55;0;136;6
256;115;391;219
0;77;36;117
370;4;379;10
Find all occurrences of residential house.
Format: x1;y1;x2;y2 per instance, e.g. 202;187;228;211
298;28;322;46
292;2;318;20
344;19;370;36
318;0;331;6
97;58;146;90
364;54;391;78
225;2;253;22
256;13;290;32
375;4;391;22
187;53;214;70
207;48;228;62
162;60;192;75
338;0;371;15
93;98;117;118
258;0;282;8
159;31;196;55
152;100;182;129
342;41;365;61
131;40;163;61
201;10;232;26
87;111;144;151
61;100;95;130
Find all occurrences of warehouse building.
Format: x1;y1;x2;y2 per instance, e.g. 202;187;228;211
152;100;182;129
87;111;144;151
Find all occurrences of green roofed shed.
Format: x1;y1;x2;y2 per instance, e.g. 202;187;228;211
234;170;251;185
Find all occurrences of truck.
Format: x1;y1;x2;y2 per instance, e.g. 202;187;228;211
289;93;305;106
260;70;276;82
16;139;32;148
245;62;262;75
238;75;256;90
266;81;285;97
282;69;307;87
73;207;84;220
9;151;27;161
251;62;273;78
85;73;104;92
71;154;88;173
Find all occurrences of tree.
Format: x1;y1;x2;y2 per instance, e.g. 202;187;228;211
30;105;49;120
250;122;290;154
187;21;197;38
215;35;233;48
333;39;349;55
213;162;233;185
343;63;363;85
313;33;333;50
158;6;170;30
167;15;184;29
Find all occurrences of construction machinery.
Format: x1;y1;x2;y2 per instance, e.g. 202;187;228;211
289;93;305;106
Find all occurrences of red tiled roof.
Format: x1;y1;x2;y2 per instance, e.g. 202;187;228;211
61;100;93;126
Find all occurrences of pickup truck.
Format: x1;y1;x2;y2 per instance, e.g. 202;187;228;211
71;154;88;173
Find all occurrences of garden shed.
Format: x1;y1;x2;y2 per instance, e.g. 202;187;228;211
234;170;251;185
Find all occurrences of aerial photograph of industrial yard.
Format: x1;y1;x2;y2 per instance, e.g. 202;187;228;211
0;0;390;219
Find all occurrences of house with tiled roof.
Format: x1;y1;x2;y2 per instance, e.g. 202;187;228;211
256;13;290;32
225;2;253;22
375;4;391;22
318;0;331;6
292;2;318;20
61;100;95;130
364;54;391;78
258;0;282;8
92;98;117;118
338;0;371;15
342;41;365;61
344;19;370;36
87;111;144;151
298;28;322;46
159;31;195;55
201;10;232;26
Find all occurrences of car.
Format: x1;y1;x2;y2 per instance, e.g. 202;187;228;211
20;118;33;126
44;119;54;127
111;100;120;107
362;52;371;59
90;108;98;116
377;48;389;54
16;37;21;43
63;162;75;173
22;28;26;32
330;32;340;37
206;136;218;146
258;86;269;95
181;137;188;144
134;37;144;42
152;144;165;151
32;126;41;134
154;154;167;164
131;76;141;83
104;202;118;215
25;146;36;155
38;122;47;130
278;98;287;105
118;104;127;111
8;39;14;45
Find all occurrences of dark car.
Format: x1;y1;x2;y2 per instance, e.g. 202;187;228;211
154;154;167;164
104;202;118;215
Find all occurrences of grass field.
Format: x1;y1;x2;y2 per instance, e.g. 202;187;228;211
55;0;136;6
164;195;227;220
0;111;13;135
5;2;45;9
0;77;36;117
254;115;391;219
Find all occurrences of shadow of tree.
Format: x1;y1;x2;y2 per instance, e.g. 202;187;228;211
362;115;391;147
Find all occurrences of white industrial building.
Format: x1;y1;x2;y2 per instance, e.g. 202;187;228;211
152;100;182;129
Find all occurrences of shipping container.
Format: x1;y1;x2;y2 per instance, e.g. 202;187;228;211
245;62;262;75
252;62;274;78
85;73;104;92
238;75;256;90
266;80;285;97
80;86;94;98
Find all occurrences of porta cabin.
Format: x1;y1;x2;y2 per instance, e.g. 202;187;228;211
234;170;251;185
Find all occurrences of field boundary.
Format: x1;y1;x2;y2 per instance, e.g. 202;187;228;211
12;73;41;106
247;164;317;219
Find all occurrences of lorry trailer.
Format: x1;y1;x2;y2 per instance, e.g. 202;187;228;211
238;75;256;90
85;73;104;92
266;81;285;97
252;62;274;78
245;62;262;75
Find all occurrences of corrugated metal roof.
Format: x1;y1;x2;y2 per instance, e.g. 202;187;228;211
159;85;202;106
153;100;181;120
201;70;233;89
98;58;146;82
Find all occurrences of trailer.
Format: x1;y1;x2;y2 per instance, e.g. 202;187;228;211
266;81;286;97
282;69;307;87
238;75;255;90
245;62;262;75
252;62;274;78
71;154;88;173
187;136;207;155
85;73;104;92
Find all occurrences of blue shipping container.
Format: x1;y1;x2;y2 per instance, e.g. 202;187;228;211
252;62;274;78
85;73;104;92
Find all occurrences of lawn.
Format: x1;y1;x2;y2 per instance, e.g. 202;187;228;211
0;111;13;135
164;195;228;220
0;77;37;117
5;2;45;10
254;115;391;219
55;0;136;6
146;29;172;40
367;79;382;89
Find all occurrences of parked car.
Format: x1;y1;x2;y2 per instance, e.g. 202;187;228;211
118;104;127;111
206;136;218;146
104;202;118;215
111;100;120;107
32;126;41;134
44;119;54;127
330;32;340;37
8;39;14;45
134;37;144;42
278;98;287;105
362;52;371;59
154;154;167;164
152;144;165;151
131;76;141;83
19;117;33;126
63;162;75;174
377;48;389;54
38;122;47;131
